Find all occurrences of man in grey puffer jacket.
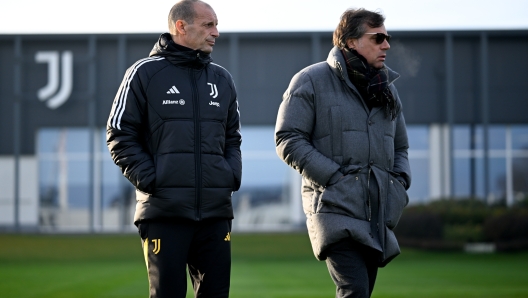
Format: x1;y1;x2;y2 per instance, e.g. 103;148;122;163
275;8;411;298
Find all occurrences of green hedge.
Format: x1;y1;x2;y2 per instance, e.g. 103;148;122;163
393;198;528;251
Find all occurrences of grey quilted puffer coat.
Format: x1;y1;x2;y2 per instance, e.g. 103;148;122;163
275;46;411;266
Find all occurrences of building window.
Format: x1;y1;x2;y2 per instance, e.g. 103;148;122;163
407;125;430;203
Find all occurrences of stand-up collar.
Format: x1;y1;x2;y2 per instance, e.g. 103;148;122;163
327;46;399;88
149;33;213;69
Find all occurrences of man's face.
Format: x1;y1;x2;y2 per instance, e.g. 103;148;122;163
179;3;219;53
347;24;390;69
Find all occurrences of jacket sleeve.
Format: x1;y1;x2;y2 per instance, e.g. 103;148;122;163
275;71;341;187
391;86;412;190
224;80;242;191
106;66;156;193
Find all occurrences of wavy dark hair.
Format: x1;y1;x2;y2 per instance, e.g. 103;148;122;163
333;8;386;49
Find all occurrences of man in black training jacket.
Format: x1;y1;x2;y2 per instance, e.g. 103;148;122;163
106;1;242;297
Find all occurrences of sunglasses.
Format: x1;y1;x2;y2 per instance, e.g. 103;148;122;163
364;32;391;44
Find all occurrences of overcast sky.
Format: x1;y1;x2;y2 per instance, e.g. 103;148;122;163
1;0;527;34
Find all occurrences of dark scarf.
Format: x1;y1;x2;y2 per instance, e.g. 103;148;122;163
341;48;400;120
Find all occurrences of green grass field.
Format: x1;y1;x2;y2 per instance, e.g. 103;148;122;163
1;232;527;297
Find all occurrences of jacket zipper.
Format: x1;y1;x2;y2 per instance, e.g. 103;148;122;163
191;68;202;220
340;59;373;222
367;167;372;221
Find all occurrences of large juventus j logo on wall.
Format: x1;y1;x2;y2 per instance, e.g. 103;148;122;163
35;51;73;109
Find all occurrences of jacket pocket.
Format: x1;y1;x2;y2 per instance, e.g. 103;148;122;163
201;155;235;189
318;174;368;220
385;176;409;229
137;222;149;240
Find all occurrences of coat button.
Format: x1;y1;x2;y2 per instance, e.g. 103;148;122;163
370;160;374;165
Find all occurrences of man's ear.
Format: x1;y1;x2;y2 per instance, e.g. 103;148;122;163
175;20;186;35
346;38;357;50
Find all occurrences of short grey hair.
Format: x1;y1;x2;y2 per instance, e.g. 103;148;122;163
168;0;211;35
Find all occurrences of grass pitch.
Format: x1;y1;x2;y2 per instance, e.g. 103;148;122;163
1;232;527;297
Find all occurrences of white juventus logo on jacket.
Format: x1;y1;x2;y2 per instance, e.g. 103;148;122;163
35;51;73;109
207;83;218;98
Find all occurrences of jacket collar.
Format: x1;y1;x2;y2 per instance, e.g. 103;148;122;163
326;46;400;115
326;46;400;90
149;33;212;69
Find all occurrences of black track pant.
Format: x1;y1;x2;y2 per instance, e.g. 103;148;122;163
324;177;381;298
325;238;379;298
138;219;232;298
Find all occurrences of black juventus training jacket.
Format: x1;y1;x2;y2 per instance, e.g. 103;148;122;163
107;33;242;224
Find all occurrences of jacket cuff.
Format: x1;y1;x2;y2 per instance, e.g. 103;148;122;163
327;171;343;187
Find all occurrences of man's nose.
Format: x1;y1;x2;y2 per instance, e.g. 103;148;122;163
382;39;390;50
212;26;219;38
